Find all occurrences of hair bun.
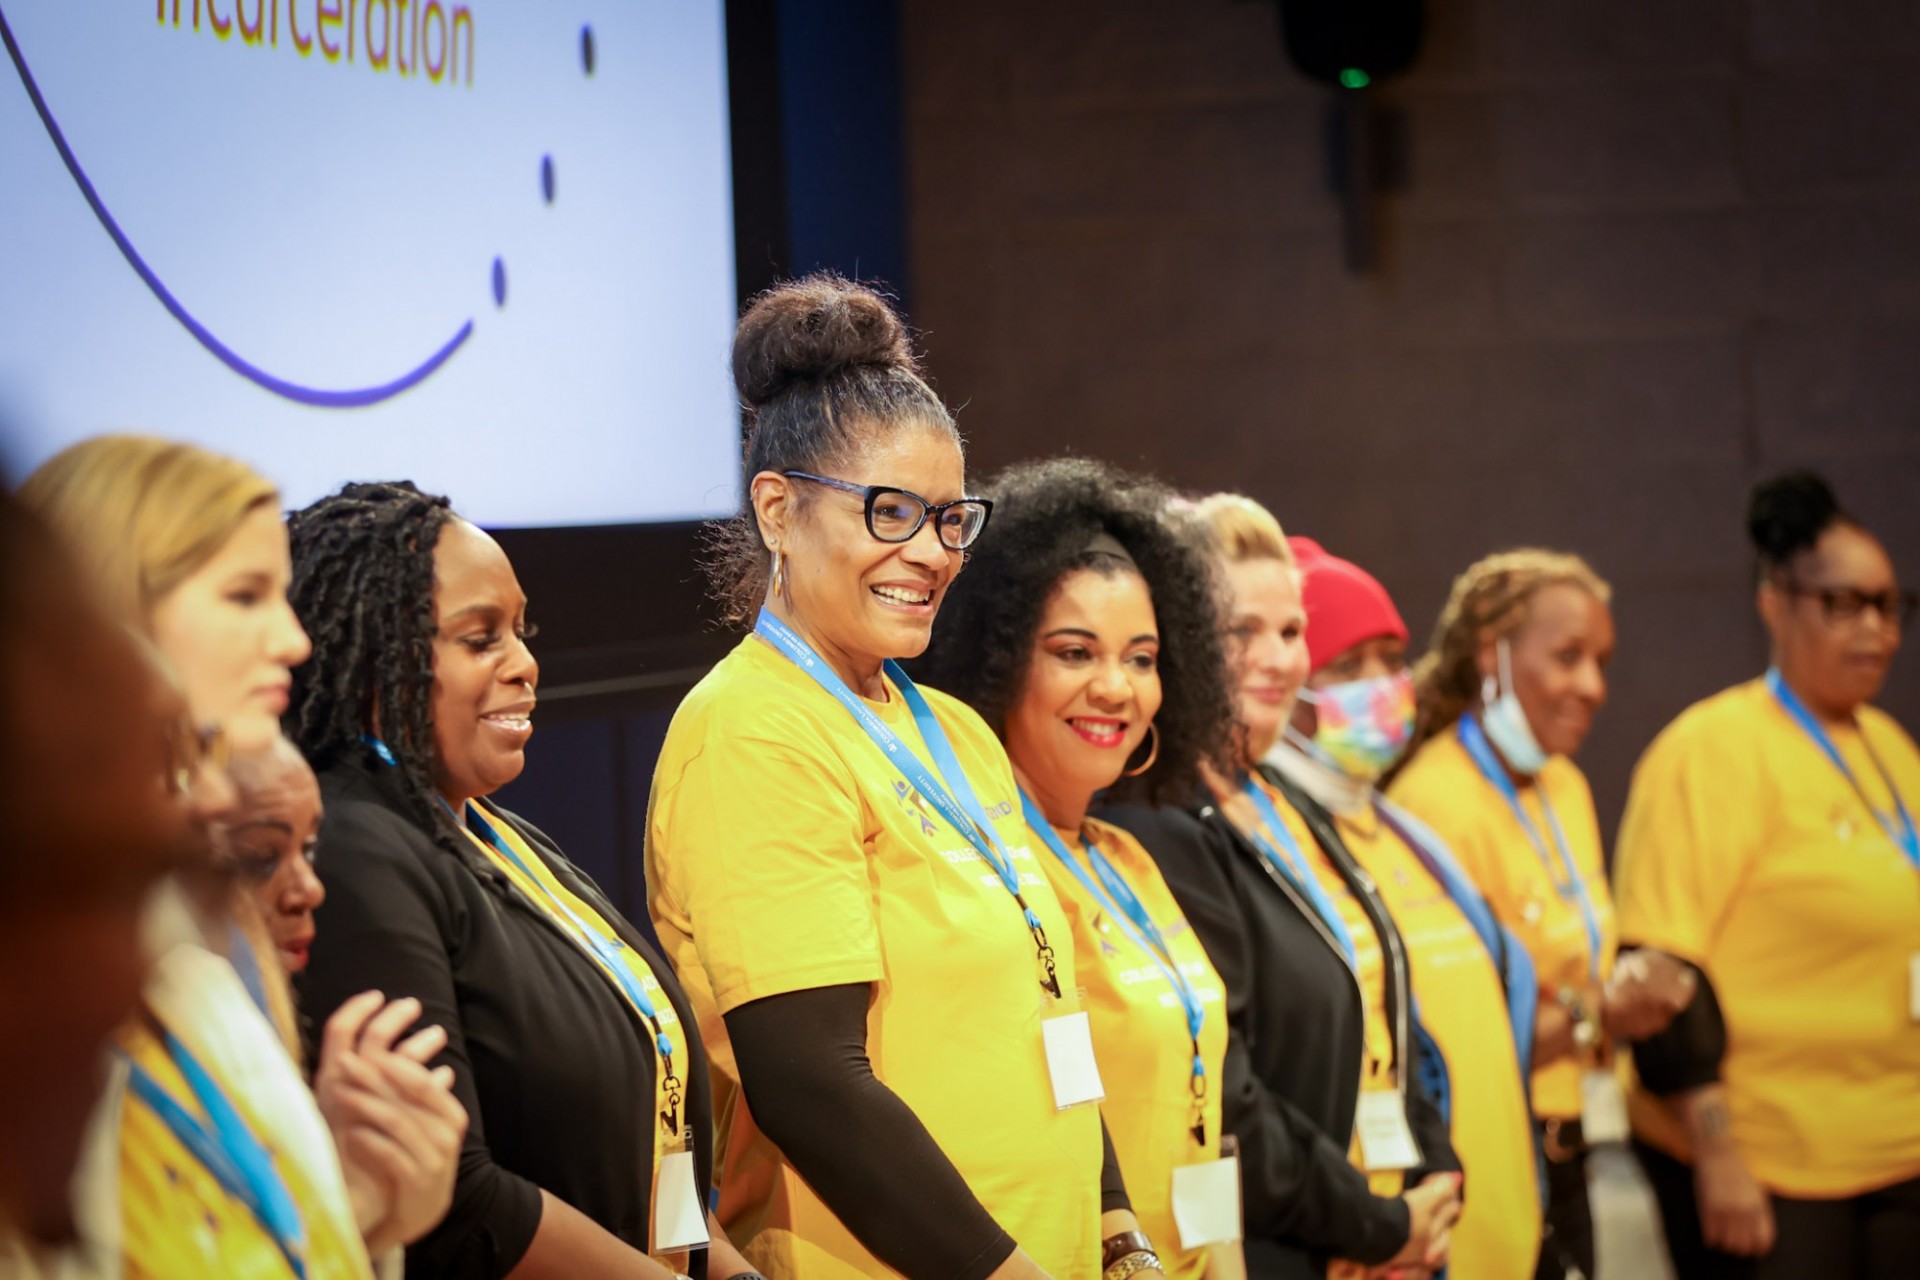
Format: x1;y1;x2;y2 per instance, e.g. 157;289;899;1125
731;273;915;408
1747;469;1840;566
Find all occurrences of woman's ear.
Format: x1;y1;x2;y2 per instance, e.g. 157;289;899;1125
749;471;795;551
1473;630;1500;682
1756;577;1786;636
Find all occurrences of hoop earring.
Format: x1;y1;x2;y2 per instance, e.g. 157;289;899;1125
1121;722;1160;778
1481;672;1498;708
770;548;789;600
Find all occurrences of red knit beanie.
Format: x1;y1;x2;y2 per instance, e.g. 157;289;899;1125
1289;537;1408;674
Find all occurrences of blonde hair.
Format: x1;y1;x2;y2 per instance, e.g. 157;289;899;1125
18;435;279;626
1187;492;1295;567
1405;548;1612;762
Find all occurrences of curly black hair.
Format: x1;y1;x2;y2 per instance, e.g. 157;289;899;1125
911;456;1235;805
285;481;454;837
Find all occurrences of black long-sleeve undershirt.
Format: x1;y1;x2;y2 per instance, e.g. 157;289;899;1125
1624;949;1727;1096
727;983;1128;1280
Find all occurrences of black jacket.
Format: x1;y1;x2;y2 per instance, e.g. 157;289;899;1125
1101;769;1458;1280
297;757;713;1280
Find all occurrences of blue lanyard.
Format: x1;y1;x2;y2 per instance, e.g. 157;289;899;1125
754;609;1062;997
1457;714;1603;984
365;735;689;1139
457;801;687;1138
124;1031;308;1279
1020;792;1211;1145
1766;668;1920;869
1239;775;1357;964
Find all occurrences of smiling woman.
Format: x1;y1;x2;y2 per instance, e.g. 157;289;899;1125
287;482;744;1280
913;456;1241;1280
652;276;1124;1278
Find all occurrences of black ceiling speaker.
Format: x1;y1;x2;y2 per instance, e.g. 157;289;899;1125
1278;0;1425;89
1275;0;1426;273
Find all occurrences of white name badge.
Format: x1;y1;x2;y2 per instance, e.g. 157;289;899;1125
1041;1011;1106;1110
1909;954;1920;1023
1354;1090;1421;1172
652;1148;710;1252
1171;1156;1243;1248
1580;1070;1630;1145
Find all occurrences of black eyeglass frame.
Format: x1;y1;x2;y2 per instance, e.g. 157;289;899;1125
781;470;994;551
1780;578;1920;629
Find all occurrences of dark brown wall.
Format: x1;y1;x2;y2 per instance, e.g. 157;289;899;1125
902;0;1920;838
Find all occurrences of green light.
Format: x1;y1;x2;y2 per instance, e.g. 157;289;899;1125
1339;67;1370;89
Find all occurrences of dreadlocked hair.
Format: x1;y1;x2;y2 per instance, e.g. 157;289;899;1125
909;456;1236;806
285;481;454;838
1402;548;1612;767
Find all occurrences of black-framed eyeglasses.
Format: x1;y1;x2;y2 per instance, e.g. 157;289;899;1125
783;470;993;551
1782;579;1919;629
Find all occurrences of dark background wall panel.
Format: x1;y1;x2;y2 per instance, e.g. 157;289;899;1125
901;0;1920;839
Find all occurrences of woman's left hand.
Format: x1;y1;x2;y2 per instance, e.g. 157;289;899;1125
314;990;470;1254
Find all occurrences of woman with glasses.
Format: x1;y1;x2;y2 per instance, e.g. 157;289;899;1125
20;436;465;1278
649;276;1129;1277
1615;471;1920;1280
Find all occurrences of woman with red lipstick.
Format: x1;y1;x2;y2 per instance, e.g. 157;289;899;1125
650;277;1133;1278
1615;472;1920;1280
229;733;328;976
1389;549;1687;1280
914;457;1243;1280
1104;494;1463;1280
288;481;752;1280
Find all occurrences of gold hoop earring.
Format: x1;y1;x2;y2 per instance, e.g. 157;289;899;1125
770;548;789;600
1121;722;1160;778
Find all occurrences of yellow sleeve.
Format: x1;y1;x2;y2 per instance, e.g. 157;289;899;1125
1613;716;1766;965
652;731;885;1013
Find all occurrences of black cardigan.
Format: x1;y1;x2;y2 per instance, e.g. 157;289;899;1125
297;757;713;1280
1100;770;1457;1280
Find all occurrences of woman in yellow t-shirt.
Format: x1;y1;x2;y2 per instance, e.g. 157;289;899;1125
648;279;1148;1279
1616;472;1920;1280
1268;537;1542;1280
914;458;1243;1280
1388;548;1692;1280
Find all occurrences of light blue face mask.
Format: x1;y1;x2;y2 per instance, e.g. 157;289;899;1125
1481;637;1548;775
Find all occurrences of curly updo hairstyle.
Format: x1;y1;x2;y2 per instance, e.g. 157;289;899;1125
285;481;455;837
707;273;958;627
1747;470;1849;577
1401;548;1612;769
911;457;1236;805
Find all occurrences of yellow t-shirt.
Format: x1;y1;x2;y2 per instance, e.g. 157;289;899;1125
1337;808;1541;1280
1036;817;1230;1278
1614;678;1920;1199
119;1020;372;1280
647;636;1104;1276
1244;776;1396;1191
1388;733;1618;1120
461;806;695;1260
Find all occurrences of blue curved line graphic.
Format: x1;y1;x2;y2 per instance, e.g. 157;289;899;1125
0;6;471;409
